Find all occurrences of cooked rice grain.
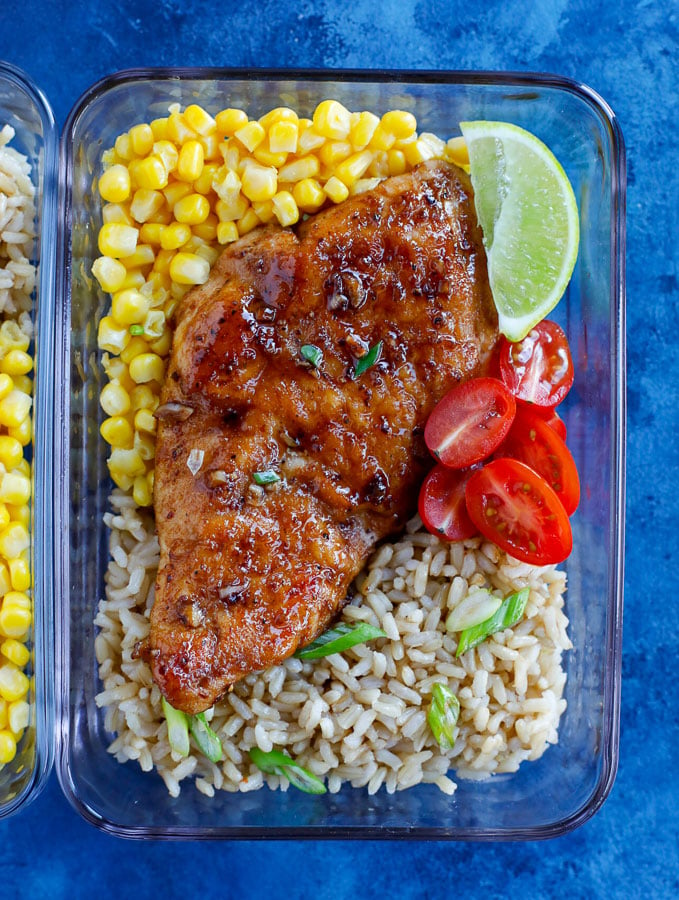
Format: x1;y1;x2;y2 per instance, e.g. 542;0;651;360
96;490;571;796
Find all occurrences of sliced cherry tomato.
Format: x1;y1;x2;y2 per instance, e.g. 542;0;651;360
465;458;573;566
536;406;567;441
424;377;516;470
418;463;478;541
499;320;574;408
496;405;580;515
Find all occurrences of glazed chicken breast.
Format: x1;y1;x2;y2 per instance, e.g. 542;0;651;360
150;159;498;714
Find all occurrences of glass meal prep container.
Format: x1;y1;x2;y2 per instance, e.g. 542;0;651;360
0;61;56;821
1;64;627;836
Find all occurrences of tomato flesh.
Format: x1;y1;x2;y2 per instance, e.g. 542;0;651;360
465;458;572;566
496;405;580;515
535;405;567;441
424;377;516;470
499;320;574;408
418;464;478;541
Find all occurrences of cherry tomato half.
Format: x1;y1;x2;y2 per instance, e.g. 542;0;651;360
424;377;516;470
499;320;574;408
418;463;478;541
496;405;580;515
465;458;573;566
536;406;567;441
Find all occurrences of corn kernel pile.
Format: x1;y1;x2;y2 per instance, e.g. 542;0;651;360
94;99;469;505
0;125;35;768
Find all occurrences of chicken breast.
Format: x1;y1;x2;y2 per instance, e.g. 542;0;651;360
150;159;498;714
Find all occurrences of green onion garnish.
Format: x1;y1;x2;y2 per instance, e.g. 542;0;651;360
189;711;223;763
249;747;327;794
354;340;383;377
162;697;190;758
294;621;386;660
129;324;145;335
427;683;460;751
455;587;530;658
253;470;281;485
300;344;323;368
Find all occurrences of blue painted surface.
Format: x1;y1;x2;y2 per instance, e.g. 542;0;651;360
0;0;677;896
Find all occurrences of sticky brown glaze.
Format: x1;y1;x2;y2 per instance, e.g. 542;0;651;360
150;159;499;714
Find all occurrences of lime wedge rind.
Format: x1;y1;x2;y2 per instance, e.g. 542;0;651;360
460;120;579;342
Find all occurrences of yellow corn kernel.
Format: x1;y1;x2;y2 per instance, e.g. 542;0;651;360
0;321;29;353
12;376;32;397
108;447;145;480
134;430;155;461
97;316;130;355
259;107;299;130
98;164;132;203
324;176;350;204
0;506;9;531
0;663;30;702
0;391;31;429
5;502;30;528
129;123;154;156
192;217;219;244
369;125;396;152
140;310;165;342
252;145;288;168
134;408;157;435
121;245;156;272
252;200;275;224
217;221;239;244
132;474;153;507
319;141;352;169
234;121;266;153
98;223;139;258
0;351;31;378
313;100;351;140
158;221;190;251
419;132;446;158
91;256;127;293
153;248;175;276
120;335;150;365
8;699;29;734
445;136;470;168
7;418;31;447
216;108;249;136
129;189;165;224
297;126;325;154
150;117;169;140
367;150;389;179
193;161;219;195
167;112;198;145
0;437;23;470
169;252;210;286
350;111;380;149
1;639;29;668
102;201;134;226
184;104;216;136
119;269;145;292
268;120;299;154
15;458;29;478
0;473;30;506
112;288;150;326
403;138;437;166
114;132;133;161
271;191;299;227
177;140;205;182
128;352;165;385
100;416;134;448
212;167;242;203
0;526;29;560
8;559;30;593
132;155;169;191
292;177;325;212
153;139;179;174
100;381;131;418
0;730;16;764
149;330;171;357
129;384;156;413
173;193;210;225
241;162;278;202
381;110;417;140
216;194;248;223
199;133;220;161
387;149;407;176
139;222;165;245
0;562;10;596
235;208;259;236
0;374;12;401
278;156;320;183
334;150;373;187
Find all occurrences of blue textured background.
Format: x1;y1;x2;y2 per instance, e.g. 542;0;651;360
1;0;677;896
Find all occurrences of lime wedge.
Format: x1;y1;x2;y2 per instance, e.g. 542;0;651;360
460;121;579;342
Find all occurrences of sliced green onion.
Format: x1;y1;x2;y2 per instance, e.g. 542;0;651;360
161;696;190;758
300;344;323;368
189;711;223;763
249;747;327;794
427;683;460;751
456;587;530;658
253;470;281;485
129;324;145;335
354;340;383;377
294;621;386;660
